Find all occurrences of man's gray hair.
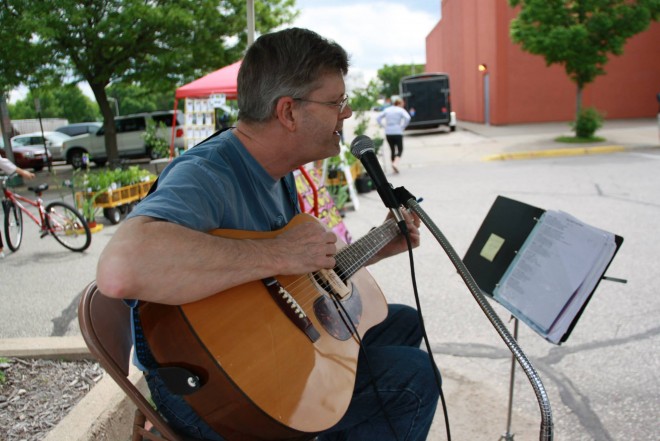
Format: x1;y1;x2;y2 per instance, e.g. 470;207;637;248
237;28;349;123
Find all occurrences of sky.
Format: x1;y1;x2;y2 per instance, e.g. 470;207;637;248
291;0;441;89
8;1;441;103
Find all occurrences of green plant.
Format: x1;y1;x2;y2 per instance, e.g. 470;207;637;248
353;111;370;137
572;107;604;138
351;110;384;154
327;184;350;210
81;192;105;223
69;166;156;222
0;357;9;384
372;136;384;154
143;120;170;159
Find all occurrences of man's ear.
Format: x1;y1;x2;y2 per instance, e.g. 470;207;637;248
275;96;297;132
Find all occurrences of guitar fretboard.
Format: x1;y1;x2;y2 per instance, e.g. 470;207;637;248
334;219;401;281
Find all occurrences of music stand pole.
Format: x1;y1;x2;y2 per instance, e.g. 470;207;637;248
500;316;519;441
399;194;553;441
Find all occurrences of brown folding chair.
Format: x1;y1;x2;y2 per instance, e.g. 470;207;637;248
78;281;194;441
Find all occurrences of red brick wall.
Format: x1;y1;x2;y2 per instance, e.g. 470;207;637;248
426;0;660;124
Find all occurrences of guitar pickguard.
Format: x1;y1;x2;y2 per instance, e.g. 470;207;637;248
312;278;362;341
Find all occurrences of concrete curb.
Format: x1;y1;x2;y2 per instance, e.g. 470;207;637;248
43;372;140;441
481;143;659;161
0;336;90;360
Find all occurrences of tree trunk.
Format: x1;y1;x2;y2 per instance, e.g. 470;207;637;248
88;82;119;167
576;84;583;118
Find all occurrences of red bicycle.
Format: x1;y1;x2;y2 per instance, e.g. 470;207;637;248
2;174;91;252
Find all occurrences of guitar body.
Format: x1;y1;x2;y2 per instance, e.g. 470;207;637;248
140;214;389;440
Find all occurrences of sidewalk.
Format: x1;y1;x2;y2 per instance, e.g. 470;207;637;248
459;118;659;161
2;117;658;440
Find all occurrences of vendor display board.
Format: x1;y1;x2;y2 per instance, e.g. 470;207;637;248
184;98;216;149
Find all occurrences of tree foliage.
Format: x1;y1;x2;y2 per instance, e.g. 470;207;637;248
509;0;660;116
9;85;100;123
105;83;175;116
377;64;425;99
0;2;49;94
1;0;297;163
349;79;382;111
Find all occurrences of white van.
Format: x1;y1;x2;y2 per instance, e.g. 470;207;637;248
61;111;184;168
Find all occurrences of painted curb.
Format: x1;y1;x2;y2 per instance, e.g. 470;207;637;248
482;145;627;161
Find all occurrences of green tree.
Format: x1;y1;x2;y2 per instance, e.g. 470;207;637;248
509;0;660;118
105;83;175;116
377;64;425;99
0;2;46;94
9;85;100;122
349;79;382;111
1;0;296;164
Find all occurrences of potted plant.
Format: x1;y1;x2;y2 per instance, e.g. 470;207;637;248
70;166;156;226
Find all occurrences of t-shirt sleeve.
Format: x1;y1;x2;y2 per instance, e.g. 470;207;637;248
128;158;229;231
0;157;18;175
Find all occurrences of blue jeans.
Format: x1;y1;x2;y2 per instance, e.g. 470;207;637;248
145;304;440;441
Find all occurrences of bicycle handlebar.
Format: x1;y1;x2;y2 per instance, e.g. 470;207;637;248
1;173;18;189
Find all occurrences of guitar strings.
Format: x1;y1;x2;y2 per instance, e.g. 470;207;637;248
274;219;401;312
280;220;398;307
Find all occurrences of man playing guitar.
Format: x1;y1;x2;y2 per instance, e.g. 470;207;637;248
97;27;439;441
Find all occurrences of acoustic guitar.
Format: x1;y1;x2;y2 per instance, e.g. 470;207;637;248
139;213;402;440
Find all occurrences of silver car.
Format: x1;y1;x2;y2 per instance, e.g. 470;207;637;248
11;131;72;161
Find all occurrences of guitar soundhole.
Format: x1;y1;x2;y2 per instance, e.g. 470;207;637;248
313;283;362;341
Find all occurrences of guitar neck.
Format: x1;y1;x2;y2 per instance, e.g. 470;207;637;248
334;219;401;280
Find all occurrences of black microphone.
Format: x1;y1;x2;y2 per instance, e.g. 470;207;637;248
350;135;407;233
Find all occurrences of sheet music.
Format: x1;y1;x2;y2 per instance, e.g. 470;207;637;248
494;210;616;342
546;218;616;342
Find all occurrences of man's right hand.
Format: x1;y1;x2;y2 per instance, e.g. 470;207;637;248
271;220;338;275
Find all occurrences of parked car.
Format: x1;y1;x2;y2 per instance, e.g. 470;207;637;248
55;122;103;137
1;140;52;172
10;131;72;161
61;111;184;169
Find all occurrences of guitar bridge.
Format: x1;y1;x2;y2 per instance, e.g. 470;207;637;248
262;277;320;342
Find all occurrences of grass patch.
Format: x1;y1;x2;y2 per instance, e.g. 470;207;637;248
555;135;606;144
0;357;8;384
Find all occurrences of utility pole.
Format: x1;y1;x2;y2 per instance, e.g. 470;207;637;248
0;93;17;164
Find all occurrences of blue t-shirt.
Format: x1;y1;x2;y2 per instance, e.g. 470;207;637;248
127;129;300;373
129;129;299;232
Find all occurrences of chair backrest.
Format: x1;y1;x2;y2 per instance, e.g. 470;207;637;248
78;281;185;441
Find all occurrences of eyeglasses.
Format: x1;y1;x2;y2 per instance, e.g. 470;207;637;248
293;94;349;113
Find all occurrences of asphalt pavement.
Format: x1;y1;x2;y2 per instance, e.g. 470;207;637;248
1;116;659;440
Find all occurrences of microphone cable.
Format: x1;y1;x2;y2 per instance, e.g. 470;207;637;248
401;229;452;441
330;223;451;441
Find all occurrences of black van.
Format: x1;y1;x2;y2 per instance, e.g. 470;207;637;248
399;73;456;131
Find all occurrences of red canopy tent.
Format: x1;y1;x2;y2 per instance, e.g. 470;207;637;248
174;60;241;100
169;61;241;157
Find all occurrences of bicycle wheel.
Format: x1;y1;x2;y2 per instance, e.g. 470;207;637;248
45;201;91;252
3;200;23;251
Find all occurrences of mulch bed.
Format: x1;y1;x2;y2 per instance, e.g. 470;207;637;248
0;358;103;441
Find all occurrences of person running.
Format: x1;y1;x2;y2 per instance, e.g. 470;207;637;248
377;98;411;173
